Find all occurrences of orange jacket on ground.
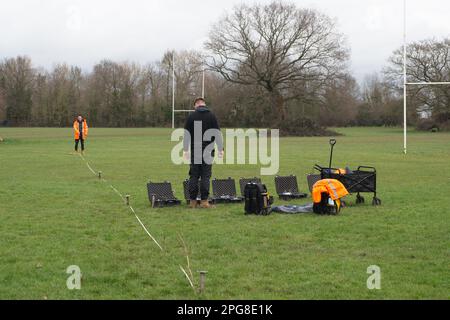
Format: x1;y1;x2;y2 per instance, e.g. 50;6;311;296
73;119;88;140
312;179;349;203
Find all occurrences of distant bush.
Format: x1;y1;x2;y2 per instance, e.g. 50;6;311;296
278;117;339;137
416;119;437;131
417;113;450;132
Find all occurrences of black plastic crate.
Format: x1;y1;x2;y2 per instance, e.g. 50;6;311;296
306;174;321;193
211;178;244;203
147;181;181;208
239;177;262;196
274;175;307;200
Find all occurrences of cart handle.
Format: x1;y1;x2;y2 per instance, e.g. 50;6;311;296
357;165;376;173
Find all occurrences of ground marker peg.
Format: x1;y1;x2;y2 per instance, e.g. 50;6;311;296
197;271;208;294
98;171;102;179
126;195;130;206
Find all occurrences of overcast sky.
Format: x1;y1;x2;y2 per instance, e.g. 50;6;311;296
1;0;449;83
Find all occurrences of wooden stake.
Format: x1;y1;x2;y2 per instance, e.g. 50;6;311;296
198;271;207;294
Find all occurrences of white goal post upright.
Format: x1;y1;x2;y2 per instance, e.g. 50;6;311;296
172;52;175;129
403;0;407;154
202;65;205;98
402;0;450;154
171;53;206;129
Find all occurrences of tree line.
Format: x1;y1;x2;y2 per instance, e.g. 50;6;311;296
0;2;448;133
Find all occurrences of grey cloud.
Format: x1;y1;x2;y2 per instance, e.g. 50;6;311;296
1;0;448;82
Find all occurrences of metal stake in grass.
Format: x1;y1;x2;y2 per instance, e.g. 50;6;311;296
198;271;208;294
126;195;130;206
98;171;102;180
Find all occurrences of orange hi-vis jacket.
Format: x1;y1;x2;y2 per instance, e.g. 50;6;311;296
73;119;88;140
312;179;349;203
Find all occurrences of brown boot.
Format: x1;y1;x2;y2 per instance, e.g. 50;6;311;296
189;200;198;209
200;200;214;209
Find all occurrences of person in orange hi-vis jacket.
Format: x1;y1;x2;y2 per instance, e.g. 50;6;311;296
73;115;88;153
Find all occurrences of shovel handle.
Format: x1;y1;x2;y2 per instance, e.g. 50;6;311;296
328;139;336;170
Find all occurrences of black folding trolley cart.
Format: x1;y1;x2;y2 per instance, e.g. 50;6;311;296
314;139;381;206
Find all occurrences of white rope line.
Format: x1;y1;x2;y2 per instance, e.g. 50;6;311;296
77;152;197;290
133;211;164;251
79;154;96;174
77;153;163;251
110;185;125;201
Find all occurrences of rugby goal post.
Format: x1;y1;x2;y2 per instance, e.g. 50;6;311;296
402;0;450;154
171;53;206;128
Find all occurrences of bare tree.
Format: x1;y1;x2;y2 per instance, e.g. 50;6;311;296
0;88;6;121
205;1;349;123
0;56;35;125
320;74;359;126
385;38;450;119
161;50;204;109
386;38;450;84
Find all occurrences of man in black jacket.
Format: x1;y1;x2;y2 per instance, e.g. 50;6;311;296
183;97;223;208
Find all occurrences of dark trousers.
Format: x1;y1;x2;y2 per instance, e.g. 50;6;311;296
75;136;85;151
189;163;212;200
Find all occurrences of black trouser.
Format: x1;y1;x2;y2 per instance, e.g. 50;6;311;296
189;163;212;200
75;136;85;151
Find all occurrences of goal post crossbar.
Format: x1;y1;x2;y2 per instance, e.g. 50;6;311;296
403;81;450;154
402;0;450;154
171;53;206;128
406;82;450;86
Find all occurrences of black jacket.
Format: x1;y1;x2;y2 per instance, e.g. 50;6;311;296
183;106;223;155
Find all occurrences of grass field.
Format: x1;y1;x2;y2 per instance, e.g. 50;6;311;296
0;126;449;300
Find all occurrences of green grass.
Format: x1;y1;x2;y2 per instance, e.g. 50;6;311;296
0;127;449;299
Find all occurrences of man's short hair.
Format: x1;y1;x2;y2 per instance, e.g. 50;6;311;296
194;97;206;106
